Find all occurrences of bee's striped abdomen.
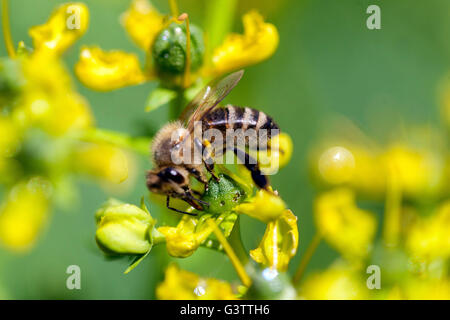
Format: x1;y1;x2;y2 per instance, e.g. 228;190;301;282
203;105;278;132
202;105;279;149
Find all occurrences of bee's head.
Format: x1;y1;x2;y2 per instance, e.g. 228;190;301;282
146;166;189;195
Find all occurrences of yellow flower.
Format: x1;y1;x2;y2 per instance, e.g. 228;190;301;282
250;209;298;271
257;133;293;175
211;10;279;75
0;179;50;252
402;278;450;300
314;188;377;261
120;0;165;50
29;3;89;56
235;189;286;223
74;142;130;184
299;264;368;300
0;116;21;157
14;53;93;135
312;143;386;197
95;199;155;255
75;1;279;93
157;214;223;258
75;46;147;91
405;201;450;260
381;144;446;199
156;264;237;300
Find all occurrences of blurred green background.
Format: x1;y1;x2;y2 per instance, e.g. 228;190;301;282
0;0;449;299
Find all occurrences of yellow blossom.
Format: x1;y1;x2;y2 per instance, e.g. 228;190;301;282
402;278;450;300
74;142;130;184
14;53;93;135
405;201;450;260
0;116;21;157
0;179;50;252
250;209;298;271
314;188;377;261
29;3;89;56
75;46;147;91
299;265;368;300
157;215;220;258
313;143;386;197
257;133;293;175
156;264;237;300
211;10;279;75
235;189;286;223
381;144;446;199
120;0;165;50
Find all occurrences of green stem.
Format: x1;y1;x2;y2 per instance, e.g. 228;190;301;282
2;0;15;58
169;88;185;120
79;128;151;155
293;232;321;285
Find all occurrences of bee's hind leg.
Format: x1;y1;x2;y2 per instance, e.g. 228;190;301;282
230;147;270;190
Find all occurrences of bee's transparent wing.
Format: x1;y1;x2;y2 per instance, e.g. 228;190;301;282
180;70;244;132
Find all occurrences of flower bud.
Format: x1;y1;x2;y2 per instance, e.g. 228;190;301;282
152;22;204;84
95;199;155;255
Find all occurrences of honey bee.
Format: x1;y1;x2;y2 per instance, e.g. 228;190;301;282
146;70;280;215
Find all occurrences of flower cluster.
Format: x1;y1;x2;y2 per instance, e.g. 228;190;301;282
0;3;135;252
297;121;450;299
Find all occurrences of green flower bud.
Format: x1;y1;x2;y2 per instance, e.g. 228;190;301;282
245;266;296;300
201;174;246;214
152;22;204;82
95;199;155;255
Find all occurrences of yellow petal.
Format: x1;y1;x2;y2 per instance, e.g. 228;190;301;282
0;179;50;252
157;215;213;258
405;201;450;260
257;133;293;175
314;188;377;261
299;264;368;300
211;10;279;75
250;209;298;271
156;264;237;300
121;0;165;50
75;46;146;91
235;189;286;223
29;3;89;56
74;142;130;184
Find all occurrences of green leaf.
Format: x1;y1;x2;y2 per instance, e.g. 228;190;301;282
145;87;177;112
123;248;151;274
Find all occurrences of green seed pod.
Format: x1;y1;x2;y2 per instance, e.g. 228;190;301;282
201;174;246;214
152;22;204;82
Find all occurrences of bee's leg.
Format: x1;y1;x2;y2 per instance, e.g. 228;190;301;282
166;196;197;216
230;147;270;190
194;137;219;182
188;167;208;185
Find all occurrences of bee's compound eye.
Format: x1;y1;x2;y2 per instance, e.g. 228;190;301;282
159;167;185;184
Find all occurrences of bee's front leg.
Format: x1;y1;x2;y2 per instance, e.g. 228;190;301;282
194;137;220;182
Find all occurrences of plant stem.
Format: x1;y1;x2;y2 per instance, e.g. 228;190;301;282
383;164;402;247
293;232;321;285
2;0;15;58
168;0;179;17
207;219;251;287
